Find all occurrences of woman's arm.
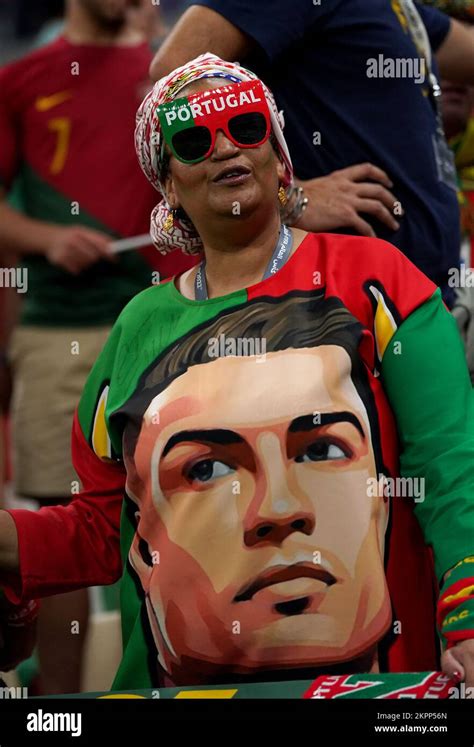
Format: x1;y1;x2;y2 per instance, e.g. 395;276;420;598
0;411;125;604
381;289;474;684
381;289;474;583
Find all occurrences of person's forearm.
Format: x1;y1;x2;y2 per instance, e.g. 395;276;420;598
149;5;251;81
436;19;474;85
0;510;19;574
0;495;122;603
0;411;124;602
0;201;56;256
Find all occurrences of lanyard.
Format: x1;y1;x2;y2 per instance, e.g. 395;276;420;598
397;0;457;191
194;224;293;300
398;0;443;118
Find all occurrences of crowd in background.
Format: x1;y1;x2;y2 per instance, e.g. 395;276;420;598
0;0;193;63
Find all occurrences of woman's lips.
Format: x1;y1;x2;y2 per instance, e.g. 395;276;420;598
215;172;251;186
212;165;252;185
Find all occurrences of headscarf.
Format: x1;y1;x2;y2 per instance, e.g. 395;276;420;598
135;53;294;255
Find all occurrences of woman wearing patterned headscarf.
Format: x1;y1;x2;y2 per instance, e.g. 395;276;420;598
135;53;297;257
0;55;473;693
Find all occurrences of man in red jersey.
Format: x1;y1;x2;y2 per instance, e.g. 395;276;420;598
0;0;195;694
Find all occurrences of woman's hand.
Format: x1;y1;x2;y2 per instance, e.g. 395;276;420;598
442;640;474;691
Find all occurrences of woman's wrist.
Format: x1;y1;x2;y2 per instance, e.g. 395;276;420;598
281;184;309;226
437;556;474;648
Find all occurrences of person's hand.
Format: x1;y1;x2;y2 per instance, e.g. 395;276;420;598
441;639;474;691
295;163;402;236
45;226;115;275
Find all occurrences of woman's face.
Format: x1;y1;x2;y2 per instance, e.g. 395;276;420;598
163;80;286;229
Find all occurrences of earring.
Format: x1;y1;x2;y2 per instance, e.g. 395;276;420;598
163;208;175;233
278;186;288;207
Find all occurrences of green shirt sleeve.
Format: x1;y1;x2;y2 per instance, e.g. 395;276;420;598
381;289;474;584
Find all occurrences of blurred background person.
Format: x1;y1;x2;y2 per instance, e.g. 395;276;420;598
127;0;168;49
432;0;474;379
25;0;169;52
0;0;195;694
151;0;474;306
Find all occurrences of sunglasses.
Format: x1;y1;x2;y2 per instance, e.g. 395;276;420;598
157;80;271;165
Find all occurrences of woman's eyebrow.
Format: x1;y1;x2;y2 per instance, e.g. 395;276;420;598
288;412;365;439
162;429;246;456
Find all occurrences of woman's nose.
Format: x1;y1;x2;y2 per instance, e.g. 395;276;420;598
211;129;240;159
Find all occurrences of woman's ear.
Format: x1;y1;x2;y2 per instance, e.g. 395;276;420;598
164;171;179;210
276;157;286;185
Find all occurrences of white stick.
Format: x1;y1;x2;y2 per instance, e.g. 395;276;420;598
109;234;153;254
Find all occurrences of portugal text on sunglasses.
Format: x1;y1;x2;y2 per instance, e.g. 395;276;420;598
160;81;264;126
157;80;271;164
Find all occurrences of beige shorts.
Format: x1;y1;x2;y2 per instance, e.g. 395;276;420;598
9;325;111;499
